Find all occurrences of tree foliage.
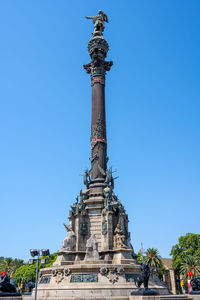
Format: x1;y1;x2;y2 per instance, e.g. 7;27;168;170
42;253;57;268
0;253;57;285
144;248;162;268
0;257;24;276
137;252;143;264
180;254;200;279
13;253;58;284
137;248;165;277
170;233;200;271
14;263;37;284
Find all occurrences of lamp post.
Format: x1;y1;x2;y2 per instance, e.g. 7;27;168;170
29;249;50;300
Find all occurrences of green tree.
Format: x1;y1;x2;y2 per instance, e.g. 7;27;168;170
0;257;14;275
42;253;57;268
12;259;24;273
195;247;200;258
144;248;162;268
137;248;165;279
13;253;58;284
14;263;38;284
137;252;143;264
170;233;200;271
180;254;200;279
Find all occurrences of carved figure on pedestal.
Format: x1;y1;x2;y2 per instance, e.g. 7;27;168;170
85;234;99;261
191;276;200;293
132;261;159;295
86;10;108;35
113;223;127;249
134;262;150;289
69;196;79;217
80;169;91;189
99;165;118;189
105;169;110;186
111;192;125;214
79;190;85;212
103;186;112;210
62;223;76;251
0;274;18;294
69;189;89;218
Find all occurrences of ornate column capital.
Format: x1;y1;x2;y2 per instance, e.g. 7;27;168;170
83;36;113;83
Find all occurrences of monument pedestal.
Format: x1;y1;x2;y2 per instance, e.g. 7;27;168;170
28;10;170;300
33;252;168;299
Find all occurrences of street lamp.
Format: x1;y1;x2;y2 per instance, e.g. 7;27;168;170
29;249;50;300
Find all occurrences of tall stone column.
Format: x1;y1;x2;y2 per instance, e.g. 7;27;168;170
84;35;113;181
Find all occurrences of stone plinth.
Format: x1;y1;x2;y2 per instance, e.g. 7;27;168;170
30;257;168;300
24;293;197;300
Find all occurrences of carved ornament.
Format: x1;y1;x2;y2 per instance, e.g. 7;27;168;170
52;269;64;284
100;267;108;276
99;267;124;284
65;268;71;276
91;76;105;86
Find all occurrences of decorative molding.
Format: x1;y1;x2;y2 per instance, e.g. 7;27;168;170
91;114;105;141
88;37;109;57
100;267;108;276
52;269;64;284
64;268;71;276
117;267;125;275
91;76;105;86
100;267;124;284
83;36;113;80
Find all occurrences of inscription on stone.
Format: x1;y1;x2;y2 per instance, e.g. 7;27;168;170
125;274;138;282
70;274;98;282
40;276;51;284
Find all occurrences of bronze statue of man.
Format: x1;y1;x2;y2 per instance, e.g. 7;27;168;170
86;10;108;35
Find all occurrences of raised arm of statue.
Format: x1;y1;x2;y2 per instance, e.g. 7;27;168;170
86;16;96;20
63;223;71;232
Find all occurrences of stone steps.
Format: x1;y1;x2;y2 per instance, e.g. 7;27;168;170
22;296;195;300
161;296;189;298
159;295;192;300
160;296;193;300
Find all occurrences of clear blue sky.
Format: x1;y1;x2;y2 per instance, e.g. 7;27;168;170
0;0;199;262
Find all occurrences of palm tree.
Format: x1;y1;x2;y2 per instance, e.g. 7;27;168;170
0;257;14;275
180;254;200;279
144;248;162;268
0;258;24;275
